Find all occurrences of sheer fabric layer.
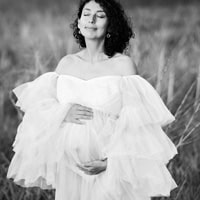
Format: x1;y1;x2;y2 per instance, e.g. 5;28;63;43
7;72;178;199
7;73;72;189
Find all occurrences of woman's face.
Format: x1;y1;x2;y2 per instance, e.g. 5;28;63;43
78;1;108;40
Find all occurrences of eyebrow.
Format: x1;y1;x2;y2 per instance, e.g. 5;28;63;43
83;8;105;12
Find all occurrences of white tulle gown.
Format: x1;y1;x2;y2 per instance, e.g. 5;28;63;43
7;67;178;200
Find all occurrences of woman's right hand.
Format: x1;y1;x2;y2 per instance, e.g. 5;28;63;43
64;103;94;125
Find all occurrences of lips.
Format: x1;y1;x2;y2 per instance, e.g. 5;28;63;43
85;26;97;30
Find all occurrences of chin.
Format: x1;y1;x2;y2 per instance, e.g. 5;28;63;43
81;29;104;39
82;33;105;40
85;36;105;41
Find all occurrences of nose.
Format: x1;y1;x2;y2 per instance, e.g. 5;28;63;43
89;15;96;24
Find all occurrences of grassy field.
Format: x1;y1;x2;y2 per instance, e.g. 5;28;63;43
0;2;200;200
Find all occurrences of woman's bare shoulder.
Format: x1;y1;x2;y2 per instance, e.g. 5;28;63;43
113;53;138;75
54;54;76;74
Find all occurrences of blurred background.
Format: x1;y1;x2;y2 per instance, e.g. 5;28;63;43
0;0;200;199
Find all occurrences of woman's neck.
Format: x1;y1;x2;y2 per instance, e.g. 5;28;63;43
84;39;107;63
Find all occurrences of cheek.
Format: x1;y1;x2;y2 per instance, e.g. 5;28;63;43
78;18;87;28
98;21;108;31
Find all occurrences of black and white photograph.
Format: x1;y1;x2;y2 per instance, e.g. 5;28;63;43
0;0;200;199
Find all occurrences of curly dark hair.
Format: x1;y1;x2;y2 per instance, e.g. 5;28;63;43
70;0;134;57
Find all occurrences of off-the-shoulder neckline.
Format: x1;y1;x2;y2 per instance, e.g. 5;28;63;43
71;52;127;64
54;72;140;82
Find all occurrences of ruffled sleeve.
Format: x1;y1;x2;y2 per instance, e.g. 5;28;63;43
102;75;178;198
13;72;62;112
121;75;175;127
7;72;72;189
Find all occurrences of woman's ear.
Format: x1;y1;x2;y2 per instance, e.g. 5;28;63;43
78;19;80;29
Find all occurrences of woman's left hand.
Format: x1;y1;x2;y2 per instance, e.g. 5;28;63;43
77;158;107;175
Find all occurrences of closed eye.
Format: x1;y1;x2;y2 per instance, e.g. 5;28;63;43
97;15;106;18
83;14;106;19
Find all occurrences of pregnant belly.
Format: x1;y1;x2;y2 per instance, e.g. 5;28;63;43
64;123;103;163
63;110;117;164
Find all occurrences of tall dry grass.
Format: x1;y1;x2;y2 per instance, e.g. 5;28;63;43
0;3;200;200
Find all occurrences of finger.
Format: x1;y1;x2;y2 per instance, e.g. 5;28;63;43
82;160;97;167
76;114;93;120
78;164;95;171
72;118;86;125
90;169;99;174
84;160;102;167
82;166;94;171
79;167;98;175
77;163;103;174
77;165;93;174
79;105;93;111
77;106;93;113
76;110;93;116
87;169;102;175
77;164;91;170
89;168;98;173
83;168;97;175
84;170;93;175
83;163;93;167
91;168;105;174
77;165;86;171
78;109;93;115
86;166;100;173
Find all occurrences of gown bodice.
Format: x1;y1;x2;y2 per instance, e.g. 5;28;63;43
57;74;126;115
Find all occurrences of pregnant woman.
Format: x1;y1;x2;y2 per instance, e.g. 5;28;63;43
7;0;178;199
